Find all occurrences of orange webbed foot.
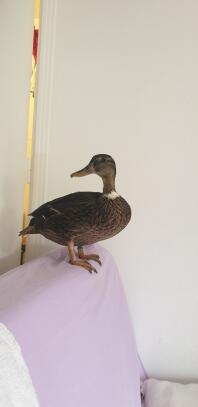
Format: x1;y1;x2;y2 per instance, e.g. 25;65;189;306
78;247;102;266
67;241;99;273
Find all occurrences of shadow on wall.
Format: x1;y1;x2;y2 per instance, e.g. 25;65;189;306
0;239;56;275
0;178;20;274
26;236;59;262
0;250;20;275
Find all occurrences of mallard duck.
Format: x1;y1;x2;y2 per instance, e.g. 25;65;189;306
19;154;131;273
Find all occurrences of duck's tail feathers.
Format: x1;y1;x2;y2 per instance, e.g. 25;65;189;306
18;218;36;236
19;225;36;236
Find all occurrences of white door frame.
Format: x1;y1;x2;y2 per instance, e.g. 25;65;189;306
28;0;58;259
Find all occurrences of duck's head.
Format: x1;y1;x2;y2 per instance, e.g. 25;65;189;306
70;154;116;179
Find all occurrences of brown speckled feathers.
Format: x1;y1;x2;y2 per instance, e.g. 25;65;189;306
26;191;131;246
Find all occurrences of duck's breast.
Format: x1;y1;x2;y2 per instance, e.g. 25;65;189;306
74;195;131;246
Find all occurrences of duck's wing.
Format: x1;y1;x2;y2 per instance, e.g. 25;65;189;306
30;192;102;220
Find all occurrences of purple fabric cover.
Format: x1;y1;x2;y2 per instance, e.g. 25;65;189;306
0;244;141;407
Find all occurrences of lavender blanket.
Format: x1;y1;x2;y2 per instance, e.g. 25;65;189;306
0;244;141;407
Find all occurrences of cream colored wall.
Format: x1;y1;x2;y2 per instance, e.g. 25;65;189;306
30;0;198;380
0;1;34;272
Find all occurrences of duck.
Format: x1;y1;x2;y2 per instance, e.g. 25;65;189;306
19;154;131;273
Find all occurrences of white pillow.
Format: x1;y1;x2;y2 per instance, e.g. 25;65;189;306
142;378;198;407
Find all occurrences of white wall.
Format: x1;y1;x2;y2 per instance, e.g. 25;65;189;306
0;1;34;272
30;0;198;380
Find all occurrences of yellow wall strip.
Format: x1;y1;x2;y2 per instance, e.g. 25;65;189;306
20;0;41;265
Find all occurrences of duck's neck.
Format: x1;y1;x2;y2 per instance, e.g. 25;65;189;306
102;174;116;194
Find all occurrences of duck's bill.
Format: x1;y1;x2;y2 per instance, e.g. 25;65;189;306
70;165;92;177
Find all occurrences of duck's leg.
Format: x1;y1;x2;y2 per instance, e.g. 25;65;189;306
77;246;102;266
67;241;97;273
